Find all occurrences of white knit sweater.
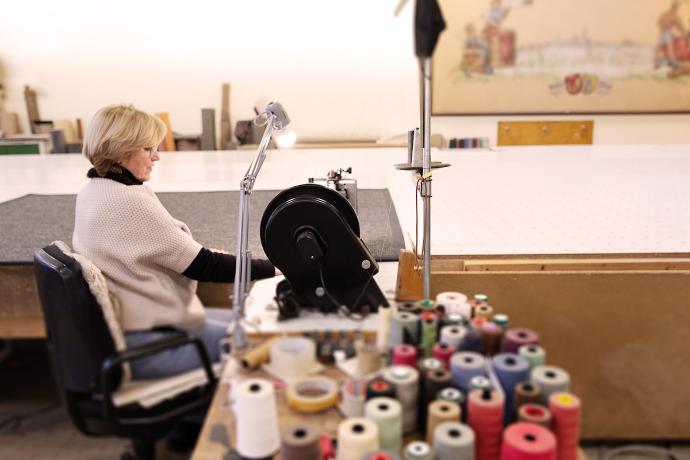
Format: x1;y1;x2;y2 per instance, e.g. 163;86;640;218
73;178;204;331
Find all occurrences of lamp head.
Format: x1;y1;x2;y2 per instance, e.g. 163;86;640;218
265;101;290;131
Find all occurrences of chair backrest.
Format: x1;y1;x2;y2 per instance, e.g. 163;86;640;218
33;244;121;394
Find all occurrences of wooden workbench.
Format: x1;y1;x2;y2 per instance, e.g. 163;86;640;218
191;358;588;460
191;361;345;460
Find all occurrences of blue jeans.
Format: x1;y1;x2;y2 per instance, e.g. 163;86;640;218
125;308;234;379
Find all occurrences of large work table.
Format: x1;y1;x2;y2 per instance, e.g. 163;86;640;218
2;144;690;438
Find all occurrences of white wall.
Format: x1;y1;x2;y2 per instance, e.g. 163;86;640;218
1;0;689;145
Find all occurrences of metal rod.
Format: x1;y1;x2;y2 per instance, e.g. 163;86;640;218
232;116;274;351
422;57;432;300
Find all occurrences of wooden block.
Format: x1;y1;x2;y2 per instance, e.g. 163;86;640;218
497;120;594;146
395;249;423;301
220;83;232;148
76;118;83;141
200;108;216;151
155;112;176;151
23;86;40;133
0;112;20;135
32;120;53;134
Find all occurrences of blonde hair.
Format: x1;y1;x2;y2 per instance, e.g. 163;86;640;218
82;104;166;176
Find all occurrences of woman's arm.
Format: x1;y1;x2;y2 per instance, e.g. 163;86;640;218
182;247;276;282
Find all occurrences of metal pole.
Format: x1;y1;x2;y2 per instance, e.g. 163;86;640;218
422;57;432;300
232;116;274;351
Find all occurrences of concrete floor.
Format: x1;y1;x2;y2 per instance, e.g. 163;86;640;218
2;340;690;460
0;340;188;460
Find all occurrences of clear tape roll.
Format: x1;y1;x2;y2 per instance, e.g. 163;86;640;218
365;397;403;452
232;378;280;459
265;337;321;380
337;418;380;460
356;340;383;376
432;421;475;460
286;375;339;413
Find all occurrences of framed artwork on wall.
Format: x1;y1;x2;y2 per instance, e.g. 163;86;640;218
432;0;690;115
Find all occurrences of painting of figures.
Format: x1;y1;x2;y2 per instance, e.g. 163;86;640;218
433;0;690;114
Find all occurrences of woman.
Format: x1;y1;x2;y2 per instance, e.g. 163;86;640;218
73;104;276;379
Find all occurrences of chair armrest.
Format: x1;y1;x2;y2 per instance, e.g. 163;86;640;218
99;333;217;425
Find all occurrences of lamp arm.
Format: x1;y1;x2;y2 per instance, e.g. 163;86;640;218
244;114;275;187
231;113;276;350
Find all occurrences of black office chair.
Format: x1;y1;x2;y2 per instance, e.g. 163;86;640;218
33;244;218;459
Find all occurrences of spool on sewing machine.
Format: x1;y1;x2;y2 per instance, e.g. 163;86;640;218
260;182;388;320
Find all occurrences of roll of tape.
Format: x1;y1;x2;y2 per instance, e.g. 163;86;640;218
286;376;339;413
264;336;322;380
356;340;383;376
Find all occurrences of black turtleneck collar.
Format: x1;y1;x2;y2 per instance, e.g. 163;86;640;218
87;166;143;186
